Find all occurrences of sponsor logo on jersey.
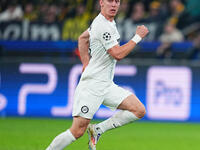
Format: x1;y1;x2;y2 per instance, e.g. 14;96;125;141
81;106;89;114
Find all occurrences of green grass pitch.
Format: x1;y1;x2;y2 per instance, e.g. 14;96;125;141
0;117;200;150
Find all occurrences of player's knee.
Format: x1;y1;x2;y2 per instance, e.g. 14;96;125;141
136;104;146;118
130;104;146;119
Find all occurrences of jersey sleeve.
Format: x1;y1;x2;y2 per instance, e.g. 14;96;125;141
97;25;118;50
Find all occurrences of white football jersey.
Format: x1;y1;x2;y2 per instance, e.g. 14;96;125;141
81;13;120;82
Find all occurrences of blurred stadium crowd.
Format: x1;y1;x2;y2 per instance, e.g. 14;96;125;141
0;0;200;60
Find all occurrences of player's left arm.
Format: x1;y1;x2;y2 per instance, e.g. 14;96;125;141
78;30;90;72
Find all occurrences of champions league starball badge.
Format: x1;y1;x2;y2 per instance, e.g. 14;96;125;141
103;32;111;41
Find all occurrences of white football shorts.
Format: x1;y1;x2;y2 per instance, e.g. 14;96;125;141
72;79;132;119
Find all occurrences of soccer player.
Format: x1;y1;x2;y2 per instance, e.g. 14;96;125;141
46;0;149;150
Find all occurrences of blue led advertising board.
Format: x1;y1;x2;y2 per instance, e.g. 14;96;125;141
0;61;199;122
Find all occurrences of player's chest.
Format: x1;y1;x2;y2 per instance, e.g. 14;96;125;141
111;27;120;43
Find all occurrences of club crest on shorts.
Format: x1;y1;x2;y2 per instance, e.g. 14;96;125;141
81;106;89;114
103;32;111;41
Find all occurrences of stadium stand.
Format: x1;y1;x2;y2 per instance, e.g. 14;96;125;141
0;0;199;59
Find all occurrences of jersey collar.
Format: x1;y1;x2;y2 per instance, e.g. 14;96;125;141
99;13;116;25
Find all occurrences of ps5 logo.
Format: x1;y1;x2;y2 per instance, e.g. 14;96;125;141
147;66;192;121
52;64;137;118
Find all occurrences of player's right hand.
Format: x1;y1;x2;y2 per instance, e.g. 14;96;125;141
136;25;149;38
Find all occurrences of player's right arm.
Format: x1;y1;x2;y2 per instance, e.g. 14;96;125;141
78;30;90;72
108;25;149;61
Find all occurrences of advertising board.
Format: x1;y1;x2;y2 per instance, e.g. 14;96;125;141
0;60;199;121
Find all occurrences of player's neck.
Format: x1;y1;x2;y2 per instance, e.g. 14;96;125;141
100;12;114;22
